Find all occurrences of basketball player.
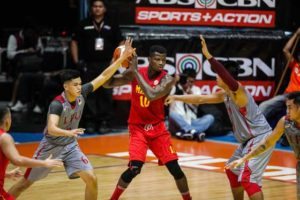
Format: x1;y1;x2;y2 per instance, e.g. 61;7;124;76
165;36;274;200
226;91;300;200
8;38;135;200
104;45;192;200
0;106;63;200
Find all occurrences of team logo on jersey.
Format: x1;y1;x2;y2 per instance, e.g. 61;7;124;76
154;80;159;85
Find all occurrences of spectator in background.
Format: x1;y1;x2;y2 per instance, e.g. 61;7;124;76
70;0;124;133
10;70;64;114
259;27;300;145
7;17;44;110
168;68;214;142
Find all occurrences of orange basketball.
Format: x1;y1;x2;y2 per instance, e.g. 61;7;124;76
112;45;132;68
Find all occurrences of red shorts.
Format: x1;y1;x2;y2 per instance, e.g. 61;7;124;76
0;190;15;200
128;121;178;165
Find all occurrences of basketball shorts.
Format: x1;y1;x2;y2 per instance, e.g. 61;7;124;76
24;137;93;181
128;121;178;165
227;133;274;186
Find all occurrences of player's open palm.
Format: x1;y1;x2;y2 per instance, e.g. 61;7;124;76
123;37;135;58
165;95;175;105
69;128;85;137
225;158;245;170
6;167;23;181
199;35;212;59
44;154;63;168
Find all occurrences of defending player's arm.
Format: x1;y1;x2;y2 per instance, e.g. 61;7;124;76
90;38;135;91
283;27;300;62
225;117;285;169
47;101;85;137
200;35;248;107
0;134;62;168
165;90;225;105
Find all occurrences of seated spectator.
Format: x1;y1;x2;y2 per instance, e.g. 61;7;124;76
168;68;215;142
10;70;63;113
6;18;44;107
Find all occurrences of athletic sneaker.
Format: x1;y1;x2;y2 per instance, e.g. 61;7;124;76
175;130;194;140
175;130;185;138
33;105;42;114
195;132;206;142
11;101;27;112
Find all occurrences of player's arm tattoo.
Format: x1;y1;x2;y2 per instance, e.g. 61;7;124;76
134;73;175;101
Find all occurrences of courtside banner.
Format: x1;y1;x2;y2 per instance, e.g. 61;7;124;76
135;0;276;28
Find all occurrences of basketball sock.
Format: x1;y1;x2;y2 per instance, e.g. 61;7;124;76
110;185;125;200
182;192;192;200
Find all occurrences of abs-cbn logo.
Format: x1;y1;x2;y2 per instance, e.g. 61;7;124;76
176;54;275;79
136;0;275;8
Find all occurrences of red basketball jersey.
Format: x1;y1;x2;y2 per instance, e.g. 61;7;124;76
0;129;10;199
128;68;167;125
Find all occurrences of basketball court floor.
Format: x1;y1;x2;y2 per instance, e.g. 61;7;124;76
5;133;297;200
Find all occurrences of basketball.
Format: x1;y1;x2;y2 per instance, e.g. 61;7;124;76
112;45;132;68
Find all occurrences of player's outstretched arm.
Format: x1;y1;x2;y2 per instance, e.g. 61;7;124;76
165;91;225;105
200;35;248;107
200;35;239;92
91;38;135;91
1;134;63;168
225;117;285;170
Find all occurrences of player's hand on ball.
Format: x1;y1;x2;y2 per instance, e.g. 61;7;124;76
113;37;136;68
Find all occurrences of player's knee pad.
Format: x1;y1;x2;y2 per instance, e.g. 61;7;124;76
121;160;144;183
241;181;261;197
166;160;185;180
225;169;241;188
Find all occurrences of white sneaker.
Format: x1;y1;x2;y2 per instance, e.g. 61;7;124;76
7;101;14;107
11;101;27;112
33;105;42;114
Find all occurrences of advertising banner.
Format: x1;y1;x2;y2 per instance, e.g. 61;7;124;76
135;0;276;28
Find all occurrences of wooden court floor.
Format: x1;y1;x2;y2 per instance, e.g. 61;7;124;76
4;133;298;200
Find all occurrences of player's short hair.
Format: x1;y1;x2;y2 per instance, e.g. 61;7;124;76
287;91;300;106
0;105;10;124
60;69;81;83
220;60;240;80
149;45;167;56
90;0;107;8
